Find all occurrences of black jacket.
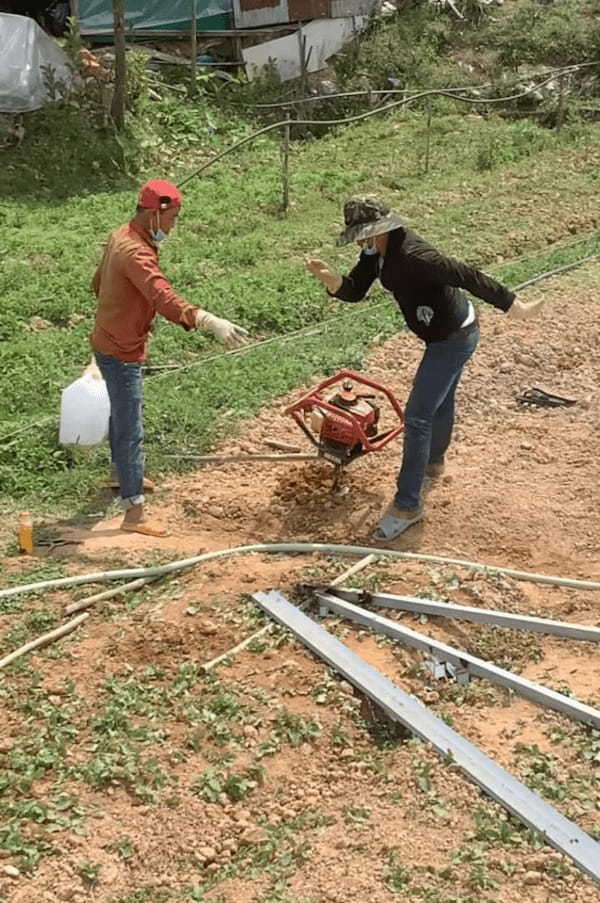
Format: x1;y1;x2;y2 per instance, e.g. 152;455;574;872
332;228;515;343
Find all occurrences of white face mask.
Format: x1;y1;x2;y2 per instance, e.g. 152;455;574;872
150;228;168;244
150;211;168;245
362;240;378;256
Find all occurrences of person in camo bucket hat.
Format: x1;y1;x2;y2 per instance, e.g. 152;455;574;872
305;195;545;541
336;196;406;245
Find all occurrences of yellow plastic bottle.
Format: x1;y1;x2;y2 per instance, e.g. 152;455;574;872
18;511;33;555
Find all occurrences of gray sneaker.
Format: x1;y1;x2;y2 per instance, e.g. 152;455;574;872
372;503;424;541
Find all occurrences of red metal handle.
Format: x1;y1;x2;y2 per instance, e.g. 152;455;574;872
285;370;404;452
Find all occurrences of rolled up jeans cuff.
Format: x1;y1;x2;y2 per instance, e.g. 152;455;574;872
120;494;145;510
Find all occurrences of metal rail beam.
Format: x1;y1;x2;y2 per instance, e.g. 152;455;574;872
329;587;600;643
315;592;600;730
252;590;600;884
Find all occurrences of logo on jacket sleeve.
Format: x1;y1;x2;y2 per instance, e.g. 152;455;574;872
416;305;434;325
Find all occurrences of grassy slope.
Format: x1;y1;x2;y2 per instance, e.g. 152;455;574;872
0;102;599;516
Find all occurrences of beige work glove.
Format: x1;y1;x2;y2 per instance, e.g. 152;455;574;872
305;258;343;294
196;310;250;350
83;356;102;379
507;297;545;320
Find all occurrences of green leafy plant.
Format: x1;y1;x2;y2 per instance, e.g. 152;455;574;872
384;850;412;893
76;859;101;888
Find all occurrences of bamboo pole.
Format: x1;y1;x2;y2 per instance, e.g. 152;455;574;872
424;98;432;174
556;73;567;131
190;0;198;96
65;577;155;616
202;554;377;671
203;624;272;671
329;554;377;588
111;0;127;131
281;111;291;213
318;553;377;616
263;439;301;453
0;614;89;672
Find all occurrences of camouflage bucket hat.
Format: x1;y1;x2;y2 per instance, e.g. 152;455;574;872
337;195;406;245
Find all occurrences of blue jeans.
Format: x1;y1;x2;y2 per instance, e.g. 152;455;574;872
395;325;479;510
94;351;145;508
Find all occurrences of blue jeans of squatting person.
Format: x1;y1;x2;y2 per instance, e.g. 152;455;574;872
94;351;145;509
395;324;480;511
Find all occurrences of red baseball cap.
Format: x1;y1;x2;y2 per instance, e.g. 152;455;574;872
138;179;182;210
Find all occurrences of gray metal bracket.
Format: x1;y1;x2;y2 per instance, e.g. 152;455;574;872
424;656;470;685
315;592;600;730
252;590;600;884
329;587;600;643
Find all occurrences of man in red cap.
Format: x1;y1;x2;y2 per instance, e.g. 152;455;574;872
90;178;249;537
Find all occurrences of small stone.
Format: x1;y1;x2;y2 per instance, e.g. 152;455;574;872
198;846;217;862
207;505;225;519
339;681;354;696
523;870;542;886
198;621;218;635
243;725;258;738
340;748;354;759
241;827;267;845
520;441;533;451
514;353;536;368
2;865;20;878
234;807;252;823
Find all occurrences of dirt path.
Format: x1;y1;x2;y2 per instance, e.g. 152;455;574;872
1;263;599;903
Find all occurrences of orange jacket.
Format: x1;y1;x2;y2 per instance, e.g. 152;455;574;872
90;221;198;362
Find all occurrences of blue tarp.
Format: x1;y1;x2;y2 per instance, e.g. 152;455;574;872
79;0;232;34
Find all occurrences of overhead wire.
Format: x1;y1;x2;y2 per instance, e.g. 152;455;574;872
177;71;579;188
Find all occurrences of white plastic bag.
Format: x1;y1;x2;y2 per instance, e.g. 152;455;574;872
0;13;74;114
59;372;110;447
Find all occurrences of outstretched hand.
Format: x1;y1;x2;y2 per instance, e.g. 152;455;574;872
304;258;342;294
198;312;250;349
507;297;545;321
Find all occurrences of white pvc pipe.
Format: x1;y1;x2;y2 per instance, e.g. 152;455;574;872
2;543;600;601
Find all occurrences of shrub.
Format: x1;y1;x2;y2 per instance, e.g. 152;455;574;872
494;0;600;69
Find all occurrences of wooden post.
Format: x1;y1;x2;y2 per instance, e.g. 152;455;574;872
281;111;291;213
297;23;309;94
424;98;432;175
232;35;243;68
556;73;567;132
111;0;127;131
190;0;198;96
69;0;80;20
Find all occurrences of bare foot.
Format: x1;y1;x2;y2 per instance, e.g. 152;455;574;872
120;504;168;537
107;477;157;492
